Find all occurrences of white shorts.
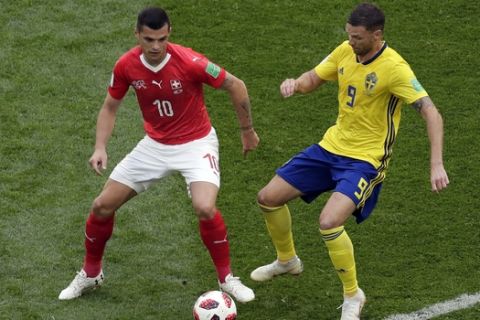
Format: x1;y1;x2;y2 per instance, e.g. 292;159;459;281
110;128;220;193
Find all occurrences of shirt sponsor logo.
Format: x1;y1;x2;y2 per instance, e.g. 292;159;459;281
205;61;221;79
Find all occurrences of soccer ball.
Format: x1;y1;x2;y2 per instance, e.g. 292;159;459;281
193;290;237;320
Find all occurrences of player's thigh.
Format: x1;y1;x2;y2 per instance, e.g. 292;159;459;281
177;128;221;191
320;162;382;227
92;179;137;216
268;144;335;205
110;135;173;194
319;192;357;229
190;181;219;219
257;175;303;207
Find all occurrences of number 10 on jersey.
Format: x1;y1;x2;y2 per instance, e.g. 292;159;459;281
154;99;174;117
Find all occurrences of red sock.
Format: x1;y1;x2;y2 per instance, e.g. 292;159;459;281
199;210;231;283
82;212;115;277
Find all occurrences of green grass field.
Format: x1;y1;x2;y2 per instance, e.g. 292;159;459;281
1;1;479;319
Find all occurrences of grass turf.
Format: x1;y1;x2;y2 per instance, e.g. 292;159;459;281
1;1;479;319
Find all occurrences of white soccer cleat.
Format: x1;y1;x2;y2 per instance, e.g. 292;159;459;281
339;288;366;320
250;257;303;282
58;269;104;300
219;274;255;303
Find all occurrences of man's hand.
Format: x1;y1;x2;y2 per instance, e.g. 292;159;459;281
430;162;449;192
241;128;259;158
280;79;297;98
89;148;108;175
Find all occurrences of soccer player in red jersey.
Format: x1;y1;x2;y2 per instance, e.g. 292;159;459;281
59;7;259;303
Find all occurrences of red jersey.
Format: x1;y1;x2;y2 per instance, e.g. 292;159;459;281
108;43;226;144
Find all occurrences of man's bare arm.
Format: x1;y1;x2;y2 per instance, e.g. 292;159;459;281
280;69;327;98
412;96;449;192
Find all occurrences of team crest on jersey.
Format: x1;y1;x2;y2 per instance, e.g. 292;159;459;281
131;80;146;90
365;72;378;95
170;79;183;94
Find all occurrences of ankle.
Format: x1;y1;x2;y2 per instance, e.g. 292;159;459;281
278;256;298;265
217;267;232;283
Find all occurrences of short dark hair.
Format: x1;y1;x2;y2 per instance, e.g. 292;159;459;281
348;3;385;31
136;7;170;31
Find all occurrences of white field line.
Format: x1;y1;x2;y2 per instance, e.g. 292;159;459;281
384;292;480;320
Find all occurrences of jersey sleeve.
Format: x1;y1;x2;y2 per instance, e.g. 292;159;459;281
187;52;226;89
389;61;428;104
108;59;130;100
314;42;347;81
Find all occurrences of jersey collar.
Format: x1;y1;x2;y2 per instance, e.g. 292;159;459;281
357;41;387;65
140;53;171;73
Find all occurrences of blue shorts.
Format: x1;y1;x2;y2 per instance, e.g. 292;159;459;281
276;144;384;223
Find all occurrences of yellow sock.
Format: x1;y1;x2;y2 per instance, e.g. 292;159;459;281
258;203;296;262
320;226;358;295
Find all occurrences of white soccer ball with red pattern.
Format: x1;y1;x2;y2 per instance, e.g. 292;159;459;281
193;290;237;320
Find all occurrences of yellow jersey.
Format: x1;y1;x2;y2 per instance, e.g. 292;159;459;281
315;41;428;171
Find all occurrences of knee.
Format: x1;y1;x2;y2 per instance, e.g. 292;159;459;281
257;188;282;208
193;202;216;219
319;214;341;230
91;196;116;217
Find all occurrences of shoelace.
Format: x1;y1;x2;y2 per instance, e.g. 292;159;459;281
224;276;246;293
69;272;87;290
226;276;241;285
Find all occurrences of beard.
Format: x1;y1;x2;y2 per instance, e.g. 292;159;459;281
353;46;371;56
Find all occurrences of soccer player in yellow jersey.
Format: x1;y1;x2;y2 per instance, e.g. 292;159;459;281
250;3;449;320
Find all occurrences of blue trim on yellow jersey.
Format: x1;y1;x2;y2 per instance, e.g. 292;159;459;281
378;95;400;172
356;42;388;65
